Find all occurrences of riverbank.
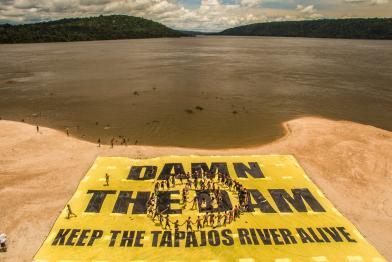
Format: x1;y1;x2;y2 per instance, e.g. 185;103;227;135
0;117;391;261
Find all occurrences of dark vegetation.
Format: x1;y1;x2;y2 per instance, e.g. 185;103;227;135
1;16;391;44
0;15;186;44
219;18;392;39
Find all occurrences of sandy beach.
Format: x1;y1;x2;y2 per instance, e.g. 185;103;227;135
0;117;391;261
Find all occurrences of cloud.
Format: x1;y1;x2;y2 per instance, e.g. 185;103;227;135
344;0;366;3
51;0;79;12
238;0;262;7
371;0;389;4
296;4;316;14
79;0;110;6
295;4;323;19
343;0;389;4
13;0;38;9
201;0;220;7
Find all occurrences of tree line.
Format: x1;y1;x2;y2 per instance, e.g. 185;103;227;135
0;15;186;44
1;16;391;43
219;18;392;39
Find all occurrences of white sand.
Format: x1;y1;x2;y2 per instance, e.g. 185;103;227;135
0;117;391;261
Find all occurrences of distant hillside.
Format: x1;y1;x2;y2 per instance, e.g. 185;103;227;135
220;18;392;39
179;30;213;36
0;15;186;44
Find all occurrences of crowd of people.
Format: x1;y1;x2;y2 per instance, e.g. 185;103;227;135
146;170;250;231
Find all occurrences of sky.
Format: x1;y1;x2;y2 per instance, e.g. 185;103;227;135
0;0;391;31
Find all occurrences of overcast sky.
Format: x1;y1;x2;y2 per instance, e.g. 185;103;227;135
0;0;391;31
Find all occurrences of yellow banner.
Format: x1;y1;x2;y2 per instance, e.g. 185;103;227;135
34;155;385;262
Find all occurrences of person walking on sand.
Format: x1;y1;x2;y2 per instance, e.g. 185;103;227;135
97;138;101;147
36;125;39;133
0;233;7;252
110;138;114;148
66;204;77;219
66;128;69;136
105;173;110;186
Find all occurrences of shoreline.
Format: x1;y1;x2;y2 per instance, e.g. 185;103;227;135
0;117;391;261
0;114;320;150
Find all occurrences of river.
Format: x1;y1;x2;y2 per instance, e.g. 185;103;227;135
0;36;391;148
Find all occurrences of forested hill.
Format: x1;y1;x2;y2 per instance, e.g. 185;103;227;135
0;15;186;44
219;18;392;39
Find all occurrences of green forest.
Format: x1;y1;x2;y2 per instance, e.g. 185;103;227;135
0;15;186;44
219;18;392;39
1;16;391;43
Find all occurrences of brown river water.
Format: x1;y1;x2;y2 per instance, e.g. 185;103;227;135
0;36;391;148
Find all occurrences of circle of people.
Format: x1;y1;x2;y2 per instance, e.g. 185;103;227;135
146;170;250;232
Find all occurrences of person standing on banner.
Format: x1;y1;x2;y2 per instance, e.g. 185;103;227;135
182;189;188;208
194;176;198;190
185;217;193;232
173;220;181;233
157;208;167;225
147;204;154;217
105;173;110;186
152;207;159;222
236;205;241;218
191;195;198;210
166;178;170;189
164;214;171;230
186;172;191;184
209;213;215;227
159;212;164;226
203;212;209;228
66;204;77;219
196;216;202;231
217;212;223;227
171;174;176;187
229;209;234;224
223;211;228;226
154;182;160;193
